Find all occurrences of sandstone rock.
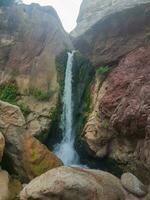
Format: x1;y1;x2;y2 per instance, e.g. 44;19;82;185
72;0;150;37
0;170;9;200
0;3;72;93
18;96;58;140
0;3;72;140
0;100;25;129
83;78;112;158
72;0;150;65
28;117;50;137
121;173;147;197
82;46;150;182
0;132;5;162
0;100;26;176
20;166;125;200
22;134;63;180
0;100;63;180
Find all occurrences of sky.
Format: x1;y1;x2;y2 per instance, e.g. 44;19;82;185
23;0;82;32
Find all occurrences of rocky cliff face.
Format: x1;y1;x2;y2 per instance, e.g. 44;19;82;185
83;47;150;181
0;3;72;92
72;0;150;182
72;0;150;65
72;0;150;38
0;3;72;140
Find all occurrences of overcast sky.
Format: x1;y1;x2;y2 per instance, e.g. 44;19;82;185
23;0;82;32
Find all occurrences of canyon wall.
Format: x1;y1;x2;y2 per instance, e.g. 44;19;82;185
0;3;72;92
72;0;150;65
0;3;72;139
0;3;72;183
72;0;150;182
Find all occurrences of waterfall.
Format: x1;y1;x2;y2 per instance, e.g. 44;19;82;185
54;51;79;165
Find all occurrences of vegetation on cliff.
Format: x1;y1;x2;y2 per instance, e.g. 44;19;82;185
0;81;31;117
27;88;51;101
0;82;18;104
72;51;94;150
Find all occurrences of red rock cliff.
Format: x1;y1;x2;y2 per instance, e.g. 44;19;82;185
72;0;150;183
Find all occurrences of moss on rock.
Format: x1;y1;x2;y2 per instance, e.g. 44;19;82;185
23;134;63;180
72;51;94;141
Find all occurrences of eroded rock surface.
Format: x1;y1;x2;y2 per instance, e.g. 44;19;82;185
0;3;72;93
83;46;150;182
72;0;150;37
0;3;72;139
0;100;63;180
72;0;150;65
22;134;63;180
20;166;125;200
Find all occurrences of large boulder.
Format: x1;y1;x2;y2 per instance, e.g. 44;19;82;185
0;100;26;177
22;134;63;180
0;100;63;180
71;0;150;65
0;132;5;162
20;166;125;200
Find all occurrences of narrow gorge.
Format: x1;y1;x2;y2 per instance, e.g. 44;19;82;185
0;0;150;200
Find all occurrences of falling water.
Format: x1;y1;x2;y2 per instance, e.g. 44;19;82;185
54;51;79;165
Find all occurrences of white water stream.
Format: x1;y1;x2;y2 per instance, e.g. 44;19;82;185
54;51;79;165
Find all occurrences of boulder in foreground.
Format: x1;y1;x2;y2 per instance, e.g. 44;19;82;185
0;100;63;180
20;166;125;200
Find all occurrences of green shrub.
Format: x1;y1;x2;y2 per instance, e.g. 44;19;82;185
0;82;18;104
29;88;50;101
97;65;110;75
